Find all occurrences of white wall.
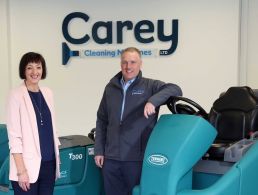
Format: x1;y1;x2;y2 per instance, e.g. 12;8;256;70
1;0;242;135
0;0;10;123
245;0;258;88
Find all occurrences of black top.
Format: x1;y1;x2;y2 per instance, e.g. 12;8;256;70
28;90;55;161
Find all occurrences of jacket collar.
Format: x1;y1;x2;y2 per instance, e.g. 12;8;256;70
110;71;142;88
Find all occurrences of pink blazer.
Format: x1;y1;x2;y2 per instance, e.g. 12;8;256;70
6;83;61;183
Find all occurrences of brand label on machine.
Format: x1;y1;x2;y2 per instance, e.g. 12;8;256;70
69;153;83;160
148;154;168;166
60;170;68;178
88;147;94;155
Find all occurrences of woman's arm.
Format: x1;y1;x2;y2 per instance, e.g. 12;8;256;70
12;153;30;191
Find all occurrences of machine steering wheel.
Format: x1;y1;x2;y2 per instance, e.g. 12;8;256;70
166;96;208;119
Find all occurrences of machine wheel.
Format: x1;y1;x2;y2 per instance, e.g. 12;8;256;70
167;96;208;119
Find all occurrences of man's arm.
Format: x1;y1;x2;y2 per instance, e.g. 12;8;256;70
148;81;182;107
94;90;108;161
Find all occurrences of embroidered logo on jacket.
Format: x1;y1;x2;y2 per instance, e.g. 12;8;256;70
132;89;144;95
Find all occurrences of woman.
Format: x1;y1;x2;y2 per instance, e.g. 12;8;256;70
6;52;60;195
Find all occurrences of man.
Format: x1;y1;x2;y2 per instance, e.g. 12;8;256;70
94;47;182;195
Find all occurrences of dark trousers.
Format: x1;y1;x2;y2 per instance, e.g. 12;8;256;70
102;159;142;195
11;160;56;195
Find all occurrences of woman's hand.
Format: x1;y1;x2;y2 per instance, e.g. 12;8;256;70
18;171;30;191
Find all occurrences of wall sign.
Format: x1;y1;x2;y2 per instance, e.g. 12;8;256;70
62;12;178;65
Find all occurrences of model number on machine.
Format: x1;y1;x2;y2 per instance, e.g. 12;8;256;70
69;153;83;160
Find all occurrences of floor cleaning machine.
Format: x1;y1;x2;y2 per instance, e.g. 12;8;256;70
0;124;103;195
1;86;258;195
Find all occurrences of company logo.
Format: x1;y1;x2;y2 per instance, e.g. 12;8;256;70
62;43;156;65
148;154;168;166
60;170;68;178
88;147;94;155
132;89;144;95
62;12;179;65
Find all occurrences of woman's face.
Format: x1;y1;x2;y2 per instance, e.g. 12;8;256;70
25;62;43;85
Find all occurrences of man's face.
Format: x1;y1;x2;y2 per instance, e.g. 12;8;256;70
120;51;142;82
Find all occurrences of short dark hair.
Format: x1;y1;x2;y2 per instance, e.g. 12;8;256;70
19;52;47;79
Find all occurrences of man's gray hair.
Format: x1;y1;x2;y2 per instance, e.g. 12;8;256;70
121;47;141;58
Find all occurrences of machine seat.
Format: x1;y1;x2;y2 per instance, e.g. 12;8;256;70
207;86;258;160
